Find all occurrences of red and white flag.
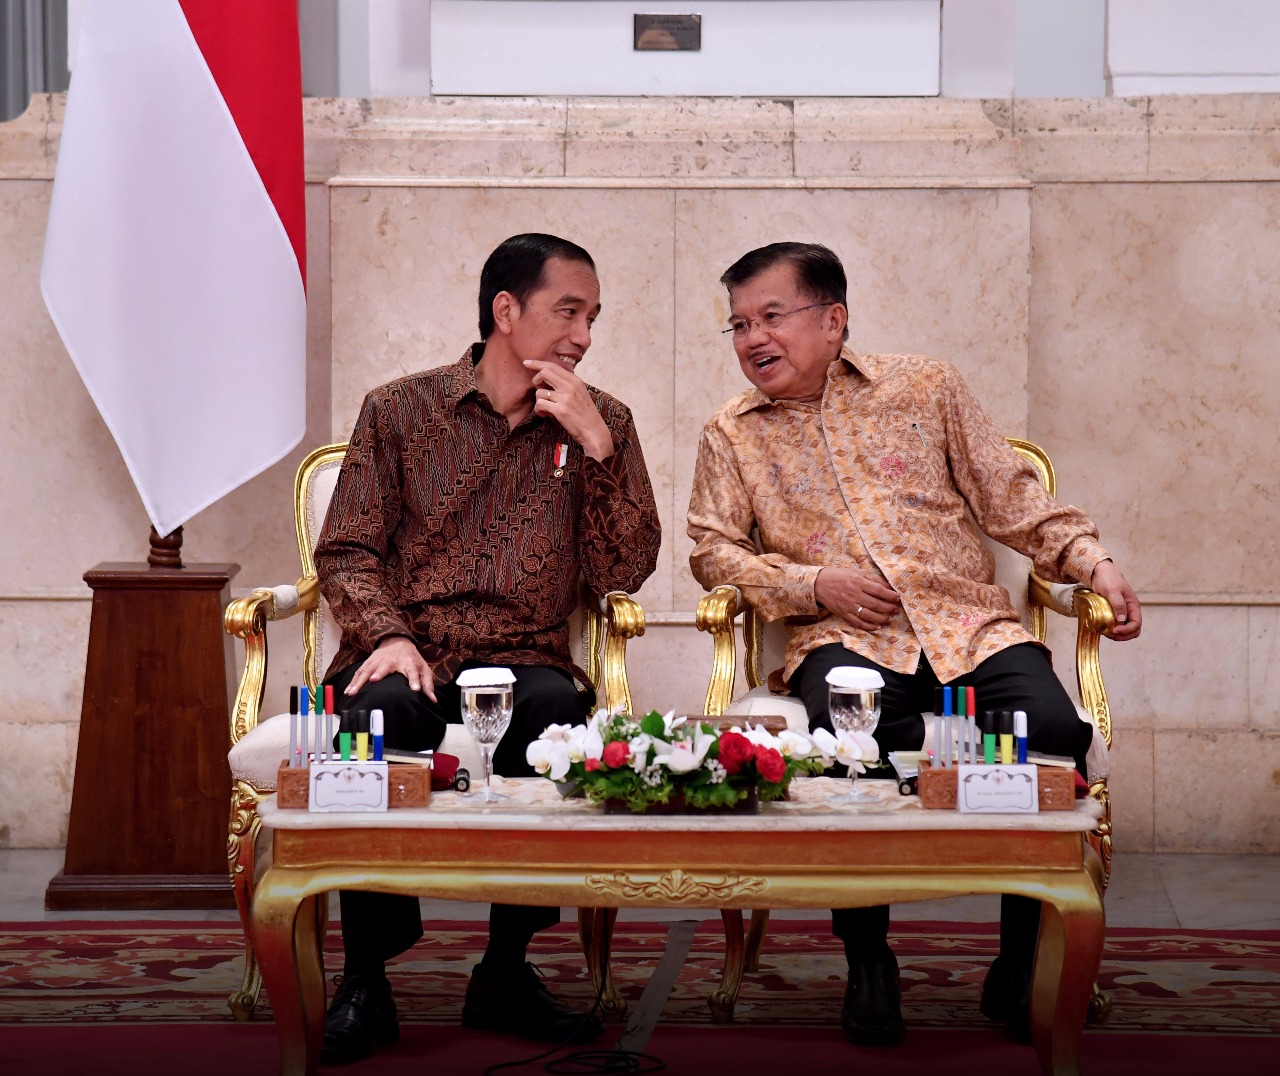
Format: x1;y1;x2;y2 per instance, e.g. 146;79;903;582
41;0;306;536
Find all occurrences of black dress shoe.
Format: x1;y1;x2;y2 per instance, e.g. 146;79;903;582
841;949;906;1047
321;973;399;1066
462;961;603;1043
980;955;1032;1045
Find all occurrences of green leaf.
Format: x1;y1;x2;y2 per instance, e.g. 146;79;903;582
640;711;666;737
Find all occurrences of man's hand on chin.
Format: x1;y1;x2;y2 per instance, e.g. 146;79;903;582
1089;560;1142;641
345;636;438;700
525;358;614;461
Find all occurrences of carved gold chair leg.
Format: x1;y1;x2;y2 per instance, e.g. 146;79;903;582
226;783;264;1020
710;909;747;1023
578;908;626;1020
744;909;770;973
1083;780;1114;1026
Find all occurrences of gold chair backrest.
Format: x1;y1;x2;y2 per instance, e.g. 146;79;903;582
743;437;1057;690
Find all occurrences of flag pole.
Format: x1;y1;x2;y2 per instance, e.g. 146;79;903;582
147;526;184;569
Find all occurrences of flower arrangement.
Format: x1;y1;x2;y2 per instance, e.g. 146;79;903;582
526;709;879;813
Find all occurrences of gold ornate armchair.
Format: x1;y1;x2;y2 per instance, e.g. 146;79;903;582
695;438;1117;1021
223;442;646;1020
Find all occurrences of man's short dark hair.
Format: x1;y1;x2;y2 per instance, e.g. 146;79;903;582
478;233;596;339
720;242;849;341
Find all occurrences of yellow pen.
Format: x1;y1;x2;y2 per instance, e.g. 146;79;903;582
356;709;370;762
999;710;1014;765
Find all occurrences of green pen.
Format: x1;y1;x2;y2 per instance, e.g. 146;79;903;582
983;710;997;765
339;711;353;762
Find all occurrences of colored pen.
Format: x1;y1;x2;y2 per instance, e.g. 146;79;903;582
356;710;369;762
299;685;310;768
1000;710;1014;765
300;690;311;762
933;687;944;769
962;690;972;762
339;711;352;762
956;684;967;765
314;687;325;765
1014;710;1028;764
983;711;997;765
325;684;335;718
288;685;299;768
941;685;952;768
371;709;384;761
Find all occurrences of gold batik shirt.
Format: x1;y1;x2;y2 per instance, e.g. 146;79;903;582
687;349;1109;686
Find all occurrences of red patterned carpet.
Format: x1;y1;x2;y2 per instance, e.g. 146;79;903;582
1;920;1277;1075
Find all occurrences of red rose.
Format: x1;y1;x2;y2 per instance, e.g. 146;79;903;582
584;757;601;772
754;745;786;783
601;741;629;769
718;731;754;775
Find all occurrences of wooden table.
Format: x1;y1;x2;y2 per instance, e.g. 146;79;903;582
253;777;1105;1076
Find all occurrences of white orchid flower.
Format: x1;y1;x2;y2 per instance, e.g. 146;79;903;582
525;738;572;781
652;728;716;774
739;723;779;748
628;733;653;772
660;710;688;738
566;723;604;763
813;728;880;773
777;729;817;759
809;727;839;767
540;723;576;744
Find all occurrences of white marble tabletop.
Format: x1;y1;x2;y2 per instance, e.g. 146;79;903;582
258;776;1102;834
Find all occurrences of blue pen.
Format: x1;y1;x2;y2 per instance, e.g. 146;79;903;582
1014;710;1028;764
299;685;310;768
371;708;384;762
941;686;953;768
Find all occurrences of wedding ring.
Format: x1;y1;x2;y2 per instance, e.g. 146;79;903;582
856;605;863;616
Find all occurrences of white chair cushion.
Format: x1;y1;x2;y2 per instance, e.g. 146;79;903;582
722;686;1109;783
228;711;486;790
724;685;809;732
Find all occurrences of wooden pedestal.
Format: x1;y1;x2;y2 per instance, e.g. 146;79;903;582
45;562;240;909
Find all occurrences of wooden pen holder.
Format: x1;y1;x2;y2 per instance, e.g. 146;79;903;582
917;759;1075;811
275;762;431;810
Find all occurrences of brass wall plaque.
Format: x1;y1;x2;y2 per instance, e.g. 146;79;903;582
634;14;702;52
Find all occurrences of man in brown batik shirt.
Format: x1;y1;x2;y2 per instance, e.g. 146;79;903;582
688;242;1141;1050
314;234;660;1065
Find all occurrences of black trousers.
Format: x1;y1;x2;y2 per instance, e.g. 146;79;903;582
793;641;1092;967
325;659;591;968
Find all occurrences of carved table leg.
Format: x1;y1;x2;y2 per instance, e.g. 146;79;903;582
1030;871;1105;1076
710;909;746;1023
253;875;321;1076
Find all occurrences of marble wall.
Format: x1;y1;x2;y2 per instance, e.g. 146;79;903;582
2;93;1277;853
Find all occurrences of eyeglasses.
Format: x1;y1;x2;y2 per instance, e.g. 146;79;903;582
722;302;836;338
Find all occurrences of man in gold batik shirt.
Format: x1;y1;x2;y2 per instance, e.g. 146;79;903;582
687;242;1142;1049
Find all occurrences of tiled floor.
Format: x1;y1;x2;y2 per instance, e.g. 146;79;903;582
3;848;1278;930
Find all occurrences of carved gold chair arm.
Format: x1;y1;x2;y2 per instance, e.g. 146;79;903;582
696;585;744;717
1029;574;1115;748
600;591;646;717
224;576;320;746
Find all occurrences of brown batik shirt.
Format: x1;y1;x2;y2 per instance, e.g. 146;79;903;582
316;346;661;686
687;349;1109;686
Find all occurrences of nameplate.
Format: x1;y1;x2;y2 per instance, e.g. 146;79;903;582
956;764;1039;814
309;761;388;813
634;14;701;51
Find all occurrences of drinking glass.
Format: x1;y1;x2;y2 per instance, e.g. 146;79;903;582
458;668;515;804
826;666;884;804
